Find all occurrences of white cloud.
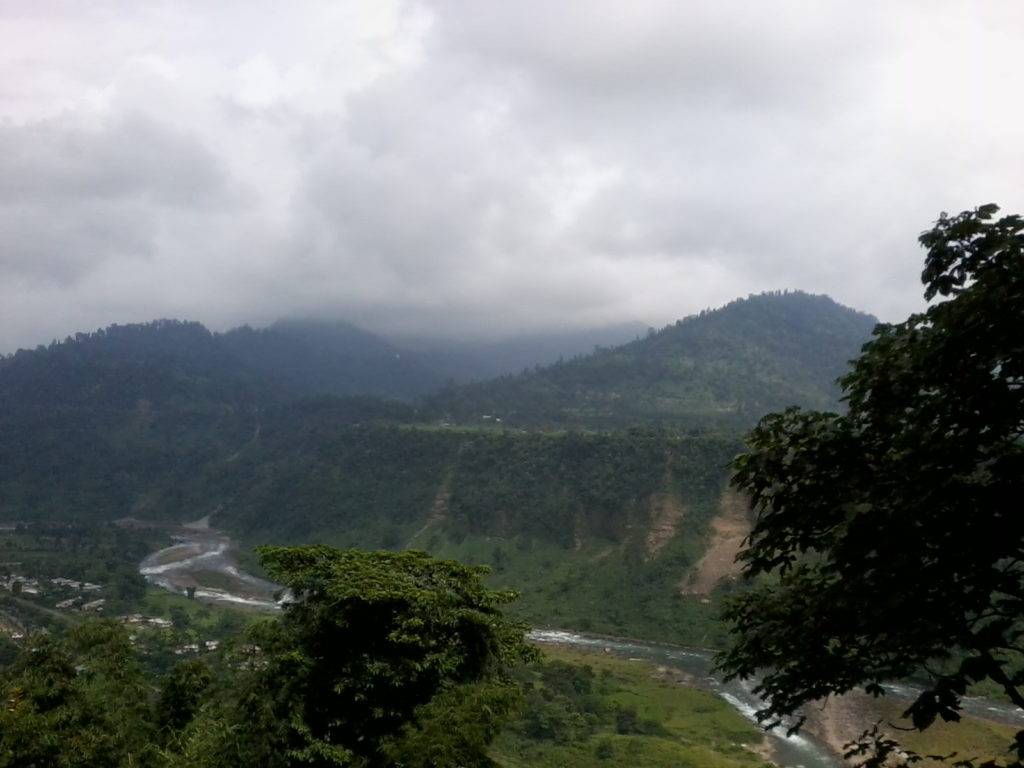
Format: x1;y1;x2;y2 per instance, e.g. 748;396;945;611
1;0;1022;350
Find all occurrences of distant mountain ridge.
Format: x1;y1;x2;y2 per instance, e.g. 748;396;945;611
0;319;265;413
0;291;878;427
0;317;652;407
428;291;878;428
220;319;443;400
389;322;650;384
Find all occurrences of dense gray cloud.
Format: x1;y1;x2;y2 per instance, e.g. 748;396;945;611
0;114;230;284
1;1;1022;351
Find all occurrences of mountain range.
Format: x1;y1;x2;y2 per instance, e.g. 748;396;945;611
0;290;878;644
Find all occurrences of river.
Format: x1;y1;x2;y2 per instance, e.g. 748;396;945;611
139;532;1024;768
138;527;283;610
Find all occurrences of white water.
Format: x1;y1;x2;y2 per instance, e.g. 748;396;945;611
139;543;228;575
138;533;283;610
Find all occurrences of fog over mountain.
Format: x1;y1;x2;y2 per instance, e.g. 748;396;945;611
2;1;1023;352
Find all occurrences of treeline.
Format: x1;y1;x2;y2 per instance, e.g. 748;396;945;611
1;387;736;548
0;317;442;416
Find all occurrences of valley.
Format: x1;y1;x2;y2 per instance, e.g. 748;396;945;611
132;525;1024;768
3;288;1004;767
123;523;851;766
5;4;1019;764
0;293;869;648
136;523;282;610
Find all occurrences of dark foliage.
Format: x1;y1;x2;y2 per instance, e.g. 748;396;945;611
718;205;1024;767
181;546;533;767
0;548;533;768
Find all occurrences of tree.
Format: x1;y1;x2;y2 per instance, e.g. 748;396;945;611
182;546;534;767
156;658;214;735
109;569;146;604
717;205;1024;766
0;621;160;767
169;605;191;632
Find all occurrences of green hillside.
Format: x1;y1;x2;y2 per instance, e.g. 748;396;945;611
0;403;738;645
211;423;740;645
0;292;876;644
429;291;877;428
0;317;443;409
219;319;446;399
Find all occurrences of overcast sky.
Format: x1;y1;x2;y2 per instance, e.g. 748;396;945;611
1;1;1022;351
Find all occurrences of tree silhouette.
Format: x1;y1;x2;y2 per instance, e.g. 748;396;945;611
718;204;1024;767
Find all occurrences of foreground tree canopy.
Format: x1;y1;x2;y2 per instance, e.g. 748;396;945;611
198;546;534;768
0;547;532;768
719;204;1024;765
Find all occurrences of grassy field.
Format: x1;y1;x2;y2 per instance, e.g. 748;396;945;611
872;698;1018;767
492;645;771;768
426;532;731;648
138;587;254;637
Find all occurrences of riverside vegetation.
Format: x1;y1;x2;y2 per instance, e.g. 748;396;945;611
0;541;777;768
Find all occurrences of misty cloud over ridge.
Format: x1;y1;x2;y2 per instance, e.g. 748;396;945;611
1;1;1022;352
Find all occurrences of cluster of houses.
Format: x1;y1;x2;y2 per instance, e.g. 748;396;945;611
54;596;106;612
174;639;220;655
121;613;173;629
53;579;105;612
0;572;106;612
1;574;40;596
119;615;223;656
1;573;227;656
50;576;102;592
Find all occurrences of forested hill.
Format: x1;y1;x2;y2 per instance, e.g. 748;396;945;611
219;319;444;399
0;292;874;425
0;320;268;412
428;291;878;429
0;318;445;411
0;318;656;409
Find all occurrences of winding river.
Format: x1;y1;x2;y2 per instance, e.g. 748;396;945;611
138;528;283;610
139;532;1024;768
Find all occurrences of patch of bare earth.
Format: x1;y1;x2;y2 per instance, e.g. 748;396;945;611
801;692;878;762
571;510;586;551
742;737;777;764
0;611;25;637
430;478;451;521
679;488;751;595
184;514;211;531
406;474;451;547
645;491;686;558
